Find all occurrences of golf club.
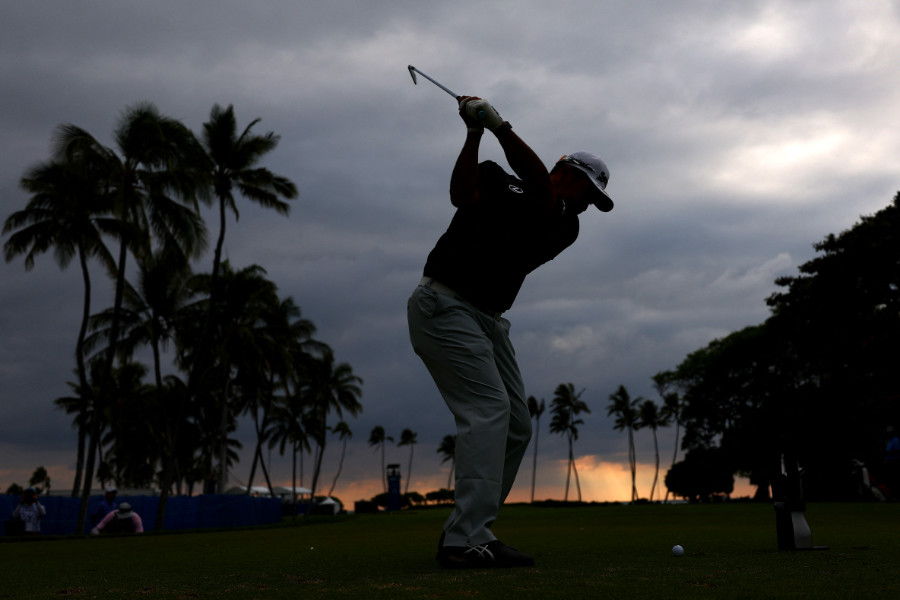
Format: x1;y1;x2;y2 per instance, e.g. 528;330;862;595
408;65;486;119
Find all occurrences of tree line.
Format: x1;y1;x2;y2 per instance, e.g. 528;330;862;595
654;194;900;501
373;381;683;507
3;102;363;532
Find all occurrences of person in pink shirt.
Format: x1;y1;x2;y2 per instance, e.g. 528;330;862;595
91;502;143;534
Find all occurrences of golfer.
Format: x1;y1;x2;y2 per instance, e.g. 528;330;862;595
408;95;613;568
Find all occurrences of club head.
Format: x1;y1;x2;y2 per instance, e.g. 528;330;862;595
408;65;418;85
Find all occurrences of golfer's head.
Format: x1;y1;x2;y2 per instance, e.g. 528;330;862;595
552;152;613;212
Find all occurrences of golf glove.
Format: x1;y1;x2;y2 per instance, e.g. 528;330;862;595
462;98;505;132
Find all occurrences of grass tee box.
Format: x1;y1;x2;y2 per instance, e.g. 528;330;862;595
1;503;898;599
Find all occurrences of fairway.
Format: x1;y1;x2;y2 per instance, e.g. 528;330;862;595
1;503;897;599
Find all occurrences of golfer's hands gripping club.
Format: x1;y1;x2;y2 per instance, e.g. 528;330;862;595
458;96;484;133
459;96;505;132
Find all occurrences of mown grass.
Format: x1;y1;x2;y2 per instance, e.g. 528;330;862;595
1;502;897;599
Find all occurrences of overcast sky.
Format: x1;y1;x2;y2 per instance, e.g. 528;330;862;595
2;0;898;504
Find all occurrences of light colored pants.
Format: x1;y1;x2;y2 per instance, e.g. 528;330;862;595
407;283;532;547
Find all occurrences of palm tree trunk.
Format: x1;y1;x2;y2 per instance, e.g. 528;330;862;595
72;426;86;498
573;459;582;503
258;445;275;496
77;421;101;533
381;443;387;493
650;429;660;502
405;445;414;494
530;418;540;503
291;441;299;518
246;405;266;492
150;336;175;531
664;421;681;503
310;439;326;506
78;238;128;533
72;248;92;498
564;439;573;502
217;368;232;493
328;439;347;497
628;428;637;502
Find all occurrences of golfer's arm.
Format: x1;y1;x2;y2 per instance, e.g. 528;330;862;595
495;127;552;201
449;131;482;207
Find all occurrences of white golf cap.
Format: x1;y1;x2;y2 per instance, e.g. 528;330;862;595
555;152;613;212
117;502;133;519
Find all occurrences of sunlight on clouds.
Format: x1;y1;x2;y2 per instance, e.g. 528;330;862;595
709;253;793;296
550;324;599;354
728;4;801;63
626;253;792;313
708;115;853;200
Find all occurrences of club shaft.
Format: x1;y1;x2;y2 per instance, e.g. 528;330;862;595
410;67;458;99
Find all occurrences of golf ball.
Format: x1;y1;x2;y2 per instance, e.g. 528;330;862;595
672;545;685;557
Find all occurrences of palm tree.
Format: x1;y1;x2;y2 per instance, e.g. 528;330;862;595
199;104;296;291
191;105;297;406
193;262;280;493
368;426;394;493
398;429;418;494
5;153;116;498
658;391;683;503
527;396;546;503
28;467;51;495
436;434;456;489
607;385;641;503
549;383;591;502
305;350;363;504
97;361;159;489
328;421;352;497
637;399;667;502
268;392;312;512
52;105;206;529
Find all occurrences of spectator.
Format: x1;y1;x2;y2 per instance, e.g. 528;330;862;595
91;502;143;535
11;487;46;534
90;485;119;526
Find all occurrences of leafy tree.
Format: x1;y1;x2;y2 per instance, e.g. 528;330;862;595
665;447;735;503
527;396;546;503
368;426;393;493
658;195;900;500
764;193;900;480
607;385;641;502
436;434;456;489
425;488;454;504
550;383;590;502
398;428;418;494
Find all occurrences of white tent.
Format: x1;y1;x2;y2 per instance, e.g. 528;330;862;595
225;485;311;501
317;497;343;515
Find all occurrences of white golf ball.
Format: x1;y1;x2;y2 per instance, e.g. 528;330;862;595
672;544;685;557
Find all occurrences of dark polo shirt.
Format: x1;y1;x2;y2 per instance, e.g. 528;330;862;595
423;160;579;314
